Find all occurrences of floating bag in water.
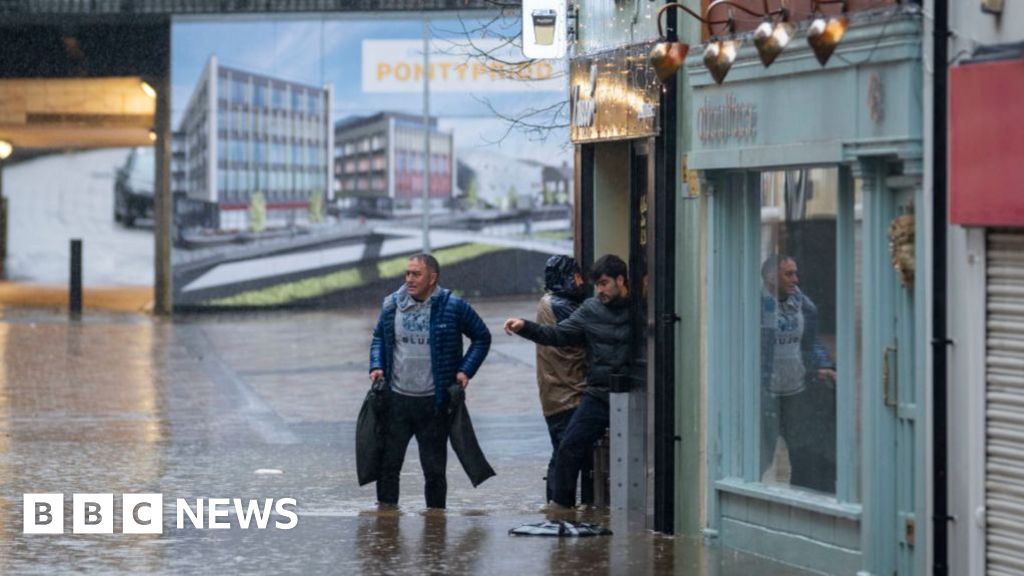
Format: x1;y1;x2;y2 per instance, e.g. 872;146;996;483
508;520;612;537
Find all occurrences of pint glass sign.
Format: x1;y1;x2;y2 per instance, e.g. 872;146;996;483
522;0;567;59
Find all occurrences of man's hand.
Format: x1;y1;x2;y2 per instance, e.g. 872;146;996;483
817;369;837;383
456;372;470;389
503;318;525;335
369;369;384;383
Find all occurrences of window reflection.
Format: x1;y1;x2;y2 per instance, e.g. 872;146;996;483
759;168;838;494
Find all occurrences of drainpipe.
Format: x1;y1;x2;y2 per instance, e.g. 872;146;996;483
652;0;679;535
931;0;951;574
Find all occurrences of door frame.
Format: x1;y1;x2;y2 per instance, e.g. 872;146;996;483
858;156;926;576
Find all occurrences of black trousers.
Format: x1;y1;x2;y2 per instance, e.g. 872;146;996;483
545;407;594;505
760;382;837;494
551;395;608;507
376;393;449;509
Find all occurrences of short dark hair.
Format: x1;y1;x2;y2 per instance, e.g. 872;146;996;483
589;254;628;282
761;254;795;279
409;253;440;277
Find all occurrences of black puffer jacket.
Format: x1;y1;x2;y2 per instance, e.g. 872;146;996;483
519;296;632;403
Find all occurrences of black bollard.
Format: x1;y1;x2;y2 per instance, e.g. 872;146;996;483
69;239;82;316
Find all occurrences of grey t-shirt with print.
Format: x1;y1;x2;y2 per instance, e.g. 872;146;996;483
767;292;807;396
391;290;435;397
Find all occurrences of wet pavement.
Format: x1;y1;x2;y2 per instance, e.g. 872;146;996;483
0;297;816;575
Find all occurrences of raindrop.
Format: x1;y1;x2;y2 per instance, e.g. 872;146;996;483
254;468;284;475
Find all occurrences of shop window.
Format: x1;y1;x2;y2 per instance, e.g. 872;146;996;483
759;168;838;495
711;167;861;502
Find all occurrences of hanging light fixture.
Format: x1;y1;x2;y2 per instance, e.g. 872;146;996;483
752;9;796;68
649;41;690;82
650;3;692;81
648;2;733;83
704;0;790;83
656;0;854;85
703;38;743;85
807;0;849;66
703;1;751;85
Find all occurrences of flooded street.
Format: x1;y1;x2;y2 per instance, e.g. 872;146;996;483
0;298;811;574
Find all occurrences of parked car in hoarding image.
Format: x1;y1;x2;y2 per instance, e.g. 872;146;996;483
114;147;155;227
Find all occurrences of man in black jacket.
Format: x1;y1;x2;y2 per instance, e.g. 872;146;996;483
504;254;631;509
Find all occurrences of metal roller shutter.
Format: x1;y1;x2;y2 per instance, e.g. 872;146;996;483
986;230;1024;576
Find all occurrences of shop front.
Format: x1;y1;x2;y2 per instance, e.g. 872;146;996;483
948;48;1024;576
569;39;678;530
685;6;925;574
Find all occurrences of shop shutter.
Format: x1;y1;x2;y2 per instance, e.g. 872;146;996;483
986;230;1024;576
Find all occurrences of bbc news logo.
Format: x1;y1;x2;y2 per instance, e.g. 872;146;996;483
23;494;298;534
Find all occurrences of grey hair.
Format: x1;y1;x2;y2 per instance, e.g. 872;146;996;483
409;253;440;277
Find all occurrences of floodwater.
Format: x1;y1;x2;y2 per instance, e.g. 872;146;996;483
0;299;813;575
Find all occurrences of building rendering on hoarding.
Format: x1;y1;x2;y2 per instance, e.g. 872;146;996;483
333;112;453;215
171;130;187;197
179;55;333;230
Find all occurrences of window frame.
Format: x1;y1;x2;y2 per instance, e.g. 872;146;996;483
707;165;861;527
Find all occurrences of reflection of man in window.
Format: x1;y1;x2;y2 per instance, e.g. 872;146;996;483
760;254;837;493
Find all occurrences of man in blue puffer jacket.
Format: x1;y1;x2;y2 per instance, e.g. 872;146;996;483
760;254;836;493
368;253;491;509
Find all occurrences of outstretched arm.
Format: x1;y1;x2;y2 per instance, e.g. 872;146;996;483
506;305;587;347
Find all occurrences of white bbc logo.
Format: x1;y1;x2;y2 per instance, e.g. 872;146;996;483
23;493;163;534
22;494;63;534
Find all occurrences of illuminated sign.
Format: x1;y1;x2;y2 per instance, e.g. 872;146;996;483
569;44;662;143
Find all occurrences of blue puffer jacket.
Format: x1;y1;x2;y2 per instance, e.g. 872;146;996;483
369;286;491;409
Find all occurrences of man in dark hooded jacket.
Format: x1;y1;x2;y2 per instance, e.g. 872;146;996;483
535;256;591;505
505;254;632;509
